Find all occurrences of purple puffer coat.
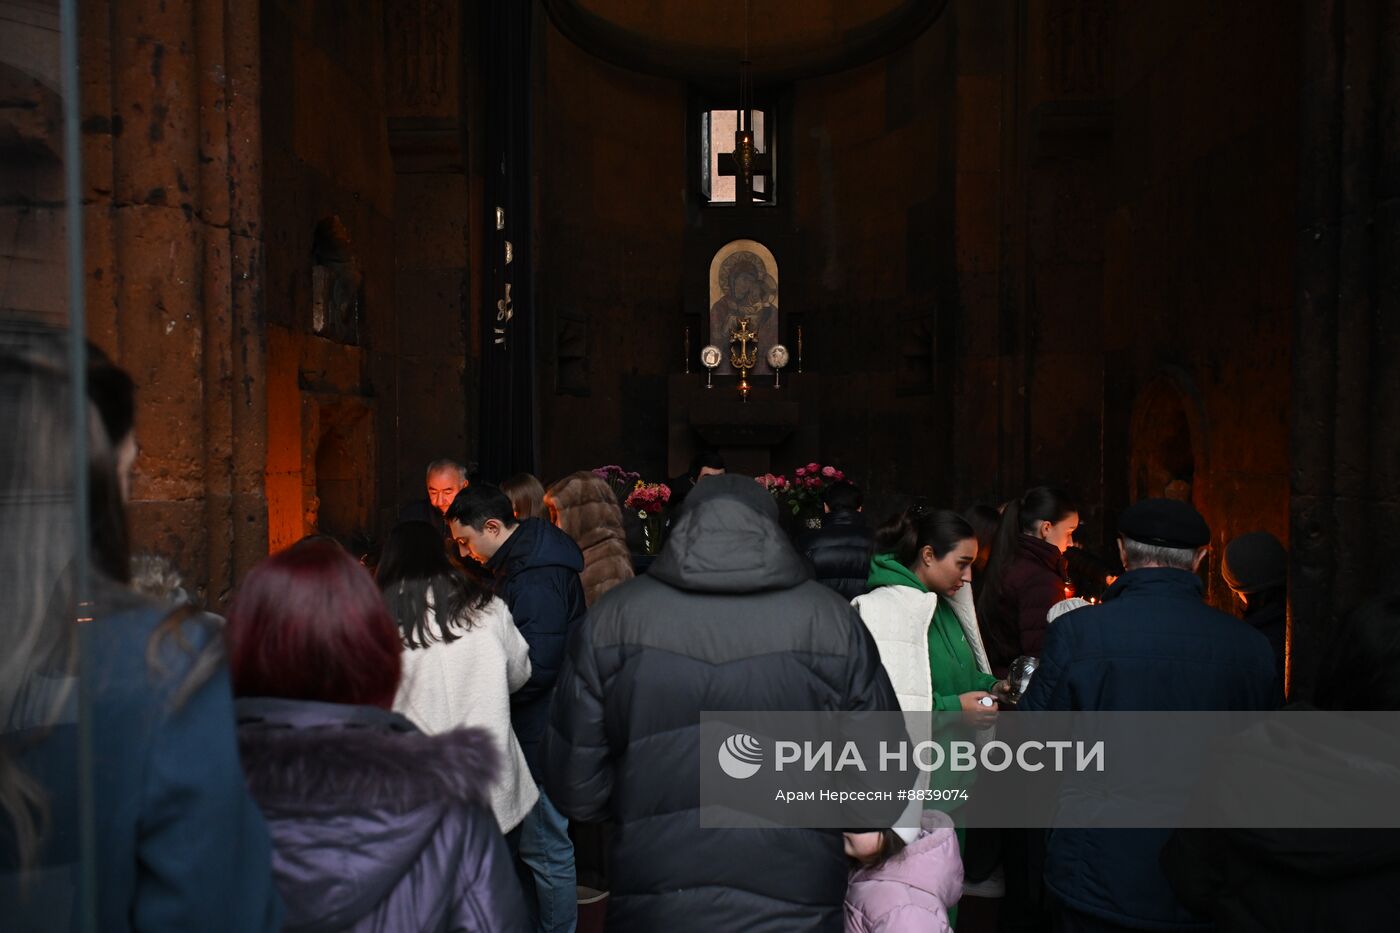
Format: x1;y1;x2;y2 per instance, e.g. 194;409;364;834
844;810;962;933
236;697;529;933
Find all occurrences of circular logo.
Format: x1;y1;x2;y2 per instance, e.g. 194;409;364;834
718;733;764;780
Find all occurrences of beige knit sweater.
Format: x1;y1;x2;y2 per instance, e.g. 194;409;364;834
394;596;539;832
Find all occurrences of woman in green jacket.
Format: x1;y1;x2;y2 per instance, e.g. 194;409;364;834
851;507;1007;927
852;506;1006;718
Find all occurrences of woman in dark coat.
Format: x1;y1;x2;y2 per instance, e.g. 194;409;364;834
226;539;529;932
975;486;1079;677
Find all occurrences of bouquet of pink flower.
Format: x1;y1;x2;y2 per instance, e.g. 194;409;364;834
593;464;641;503
755;473;789;495
785;462;847;516
624;480;671;515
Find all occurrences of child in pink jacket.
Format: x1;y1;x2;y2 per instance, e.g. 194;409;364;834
844;810;963;933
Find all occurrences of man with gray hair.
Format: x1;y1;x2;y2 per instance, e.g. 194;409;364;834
397;457;470;539
1019;498;1280;932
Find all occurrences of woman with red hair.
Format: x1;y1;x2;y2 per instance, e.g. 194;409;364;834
227;538;529;931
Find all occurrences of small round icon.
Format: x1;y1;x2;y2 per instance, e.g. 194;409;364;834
718;733;764;779
767;344;790;369
700;345;723;369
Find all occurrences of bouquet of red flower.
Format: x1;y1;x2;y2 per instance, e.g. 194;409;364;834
624;481;671;515
624;480;671;555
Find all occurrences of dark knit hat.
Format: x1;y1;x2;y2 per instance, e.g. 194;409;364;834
1222;531;1287;594
1118;498;1211;549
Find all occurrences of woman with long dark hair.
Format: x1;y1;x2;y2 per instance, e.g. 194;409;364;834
229;538;529;930
378;520;538;834
854;506;1004;718
0;323;280;930
975;486;1079;677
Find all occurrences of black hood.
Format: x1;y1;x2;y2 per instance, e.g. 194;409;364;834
648;474;809;594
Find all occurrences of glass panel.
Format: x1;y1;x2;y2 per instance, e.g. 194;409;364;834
1;1;95;929
752;110;766;195
704;108;772;204
700;110;711;199
709;109;739;203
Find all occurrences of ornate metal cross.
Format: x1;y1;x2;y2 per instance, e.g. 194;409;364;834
717;113;771;205
728;317;759;371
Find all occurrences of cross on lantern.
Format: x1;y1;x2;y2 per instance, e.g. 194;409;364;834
717;110;771;205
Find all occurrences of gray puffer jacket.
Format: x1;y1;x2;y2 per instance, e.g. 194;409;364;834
543;474;900;933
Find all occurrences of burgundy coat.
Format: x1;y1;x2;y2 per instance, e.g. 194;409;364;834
237;698;529;933
983;535;1069;675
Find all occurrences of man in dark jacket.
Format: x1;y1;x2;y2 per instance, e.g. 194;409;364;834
665;448;726;515
799;481;874;600
543;474;900;933
399;457;471;538
448;484;588;933
1020;498;1280;932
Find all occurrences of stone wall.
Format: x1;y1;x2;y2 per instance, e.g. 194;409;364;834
951;0;1299;613
77;0;267;606
261;0;477;552
534;9;958;512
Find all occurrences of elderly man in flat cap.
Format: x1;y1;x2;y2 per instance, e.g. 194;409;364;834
1019;498;1280;933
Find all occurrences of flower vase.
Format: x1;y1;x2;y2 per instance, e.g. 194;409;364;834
640;511;665;555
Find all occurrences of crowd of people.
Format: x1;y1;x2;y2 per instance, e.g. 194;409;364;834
2;323;1397;933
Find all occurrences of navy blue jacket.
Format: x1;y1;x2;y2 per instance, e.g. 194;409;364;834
1019;568;1281;929
0;601;281;931
488;517;587;778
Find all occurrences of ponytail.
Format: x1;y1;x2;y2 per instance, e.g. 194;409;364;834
975;487;1078;662
875;505;975;569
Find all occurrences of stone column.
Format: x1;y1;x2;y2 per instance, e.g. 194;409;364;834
80;0;267;606
1291;0;1400;697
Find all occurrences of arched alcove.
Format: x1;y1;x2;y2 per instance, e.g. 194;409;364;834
1129;370;1206;506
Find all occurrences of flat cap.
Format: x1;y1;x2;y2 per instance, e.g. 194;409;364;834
1118;498;1210;549
1222;531;1287;593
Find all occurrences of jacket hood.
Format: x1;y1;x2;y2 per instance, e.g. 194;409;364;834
867;552;927;593
490;516;585;578
851;810;962;904
1192;708;1400;874
236;698;499;933
648;474;809;594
